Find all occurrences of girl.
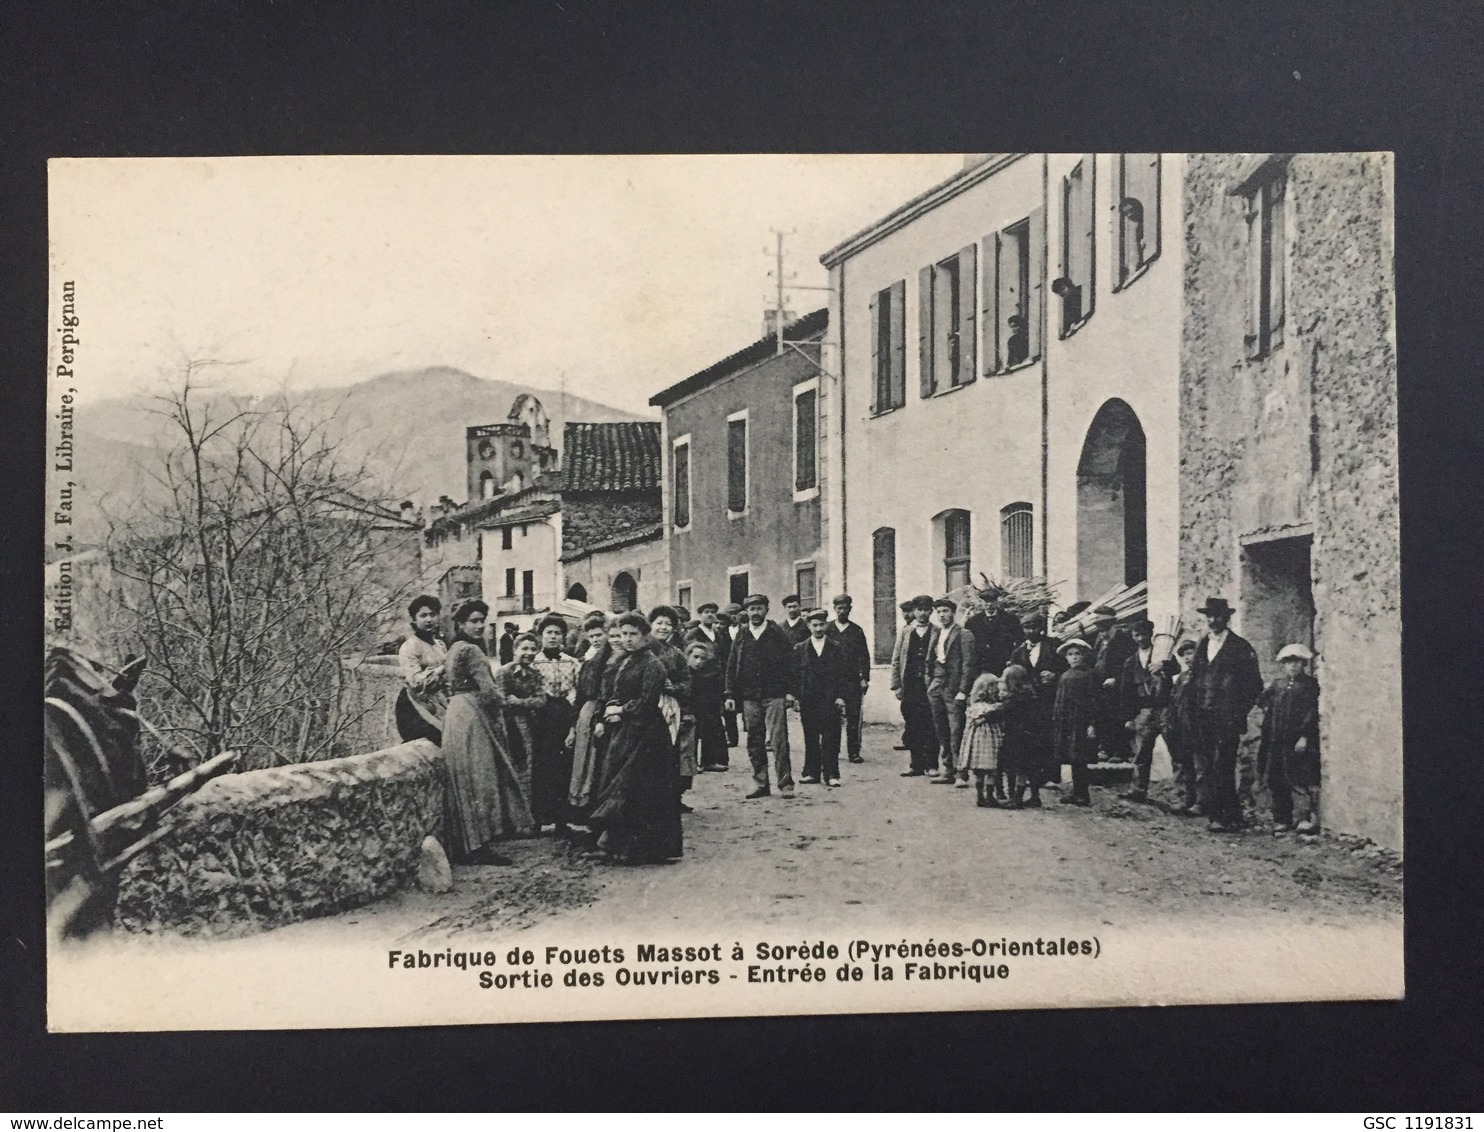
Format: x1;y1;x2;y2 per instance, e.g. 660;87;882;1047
960;672;1007;807
998;664;1042;808
493;634;549;827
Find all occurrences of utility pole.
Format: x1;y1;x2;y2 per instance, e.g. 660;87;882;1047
774;229;787;354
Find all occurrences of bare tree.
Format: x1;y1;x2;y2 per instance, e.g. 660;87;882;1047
106;361;415;777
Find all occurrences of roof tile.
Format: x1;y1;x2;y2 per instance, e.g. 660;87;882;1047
561;421;662;492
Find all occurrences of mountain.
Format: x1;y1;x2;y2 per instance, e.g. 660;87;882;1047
69;366;649;544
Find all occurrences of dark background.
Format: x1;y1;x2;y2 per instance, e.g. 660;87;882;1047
3;0;1480;1111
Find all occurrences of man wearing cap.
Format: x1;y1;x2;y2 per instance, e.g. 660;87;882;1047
891;595;939;776
826;594;871;763
1258;643;1321;833
1188;597;1264;832
1009;612;1068;789
925;596;978;784
687;602;732;765
1118;618;1178;803
965;590;1024;679
890;598;917;751
794;609;850;786
724;593;797;799
718;603;744;748
779;594;810;646
1089;606;1137;761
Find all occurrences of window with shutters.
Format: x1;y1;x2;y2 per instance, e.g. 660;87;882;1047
501;527;513;550
795;562;818;609
870;280;907;415
919;246;977;396
1116;153;1161;288
505;567;516;598
1240;165;1287;360
728;568;750;608
942;509;971;592
871;528;897;663
677;584;692;610
1000;502;1034;579
672;436;692;530
1054;156;1096;337
726;410;748;514
793;381;818;497
984;209;1045;374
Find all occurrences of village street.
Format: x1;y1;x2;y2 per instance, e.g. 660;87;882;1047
279;721;1401;949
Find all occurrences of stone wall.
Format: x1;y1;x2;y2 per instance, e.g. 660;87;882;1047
117;739;444;935
1181;153;1400;849
338;653;407;756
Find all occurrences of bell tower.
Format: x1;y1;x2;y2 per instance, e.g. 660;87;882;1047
464;394;558;501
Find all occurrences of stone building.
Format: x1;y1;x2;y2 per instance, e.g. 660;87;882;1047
651;309;827;613
1180;152;1399;849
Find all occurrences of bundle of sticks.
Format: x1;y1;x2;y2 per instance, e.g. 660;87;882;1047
948;574;1064;624
1050;579;1149;641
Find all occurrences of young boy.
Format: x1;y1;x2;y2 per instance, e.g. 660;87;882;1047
1052;639;1099;806
685;638;728;773
1259;643;1321;834
1161;639;1201;814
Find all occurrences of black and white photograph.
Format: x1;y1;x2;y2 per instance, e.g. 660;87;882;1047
43;152;1402;1031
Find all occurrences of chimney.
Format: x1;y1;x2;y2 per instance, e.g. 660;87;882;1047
765;308;797;339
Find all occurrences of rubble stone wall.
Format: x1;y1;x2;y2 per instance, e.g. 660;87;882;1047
1181;153;1400;849
117;739;444;935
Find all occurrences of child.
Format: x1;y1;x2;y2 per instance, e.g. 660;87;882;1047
1259;643;1321;834
960;671;1007;806
998;664;1042;808
1052;639;1099;806
685;638;728;774
1161;639;1200;814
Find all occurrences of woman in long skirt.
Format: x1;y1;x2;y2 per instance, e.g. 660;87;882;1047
567;614;615;820
589;611;683;864
492;632;547;820
647;605;694;805
441;600;535;861
529;614;581;832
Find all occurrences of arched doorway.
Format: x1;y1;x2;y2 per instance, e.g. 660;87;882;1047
1076;399;1147;600
610;572;637;613
566;583;588;602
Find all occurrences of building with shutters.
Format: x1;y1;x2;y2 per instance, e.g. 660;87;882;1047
651;310;827;614
819;153;1183;723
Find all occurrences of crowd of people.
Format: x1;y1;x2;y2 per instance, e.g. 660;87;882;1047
394;583;1324;871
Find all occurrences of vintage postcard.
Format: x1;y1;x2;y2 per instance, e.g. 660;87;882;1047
44;154;1401;1031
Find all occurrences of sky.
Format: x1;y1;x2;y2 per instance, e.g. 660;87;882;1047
49;154;963;414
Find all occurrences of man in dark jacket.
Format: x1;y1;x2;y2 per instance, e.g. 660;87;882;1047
1188;597;1265;832
779;594;810;645
892;596;938;775
826;593;871;764
498;622;518;665
795;608;850;787
925;596;978;784
724;593;797;799
1089;606;1137;760
717;603;743;747
1009;612;1067;787
965;592;1024;678
686;602;730;770
1117;619;1177;802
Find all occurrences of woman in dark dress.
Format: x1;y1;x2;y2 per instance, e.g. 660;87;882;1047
529;614;580;833
589;611;682;864
647;605;693;804
440;600;535;861
567;616;615;821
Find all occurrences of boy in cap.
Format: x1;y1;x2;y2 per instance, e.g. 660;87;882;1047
794;609;849;786
724;593;797;799
1258;644;1321;833
925;596;978;784
1161;639;1201;813
1052;638;1099;804
826;594;871;763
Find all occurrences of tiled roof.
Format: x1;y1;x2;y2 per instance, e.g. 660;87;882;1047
561;422;662;493
425;472;562;535
648;308;828;408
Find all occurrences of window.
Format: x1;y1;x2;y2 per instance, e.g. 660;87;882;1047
871;528;897;663
726;411;748;513
505;568;516;598
672;436;692;529
918;246;977;396
943;510;971;592
501;527;513;550
1054;156;1095;336
795;562;818;609
1000;502;1034;579
677;584;692;610
870;279;907;414
479;470;495;499
983;209;1045;373
521;570;534;612
1116;153;1161;287
1241;163;1287;359
793;382;818;495
728;569;750;608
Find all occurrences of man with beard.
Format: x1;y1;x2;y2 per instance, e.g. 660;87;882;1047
1189;597;1264;832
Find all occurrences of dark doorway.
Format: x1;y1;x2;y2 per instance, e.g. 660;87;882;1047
728;571;750;608
566;583;587;602
1076;398;1148;600
610;572;637;613
1240;535;1315;679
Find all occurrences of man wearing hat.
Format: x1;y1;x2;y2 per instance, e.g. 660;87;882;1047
925;596;978;784
1089;605;1137;761
794;608;850;786
1118;618;1179;803
826;594;871;763
965;589;1024;679
779;594;810;646
1258;643;1321;833
724;593;797;799
1009;612;1068;790
1188;597;1264;831
891;595;939;775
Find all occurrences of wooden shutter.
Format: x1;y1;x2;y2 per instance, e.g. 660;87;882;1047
957;243;976;385
1245;191;1262;358
1139;153;1161;264
889;279;907;408
918;264;935;397
1269;177;1286;349
981;233;998;375
1083;154;1096;317
868;290;881;415
673;442;690;527
795;388;817;491
997;227;1017;366
871;528;897;664
1028;206;1045;362
727;418;747;511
